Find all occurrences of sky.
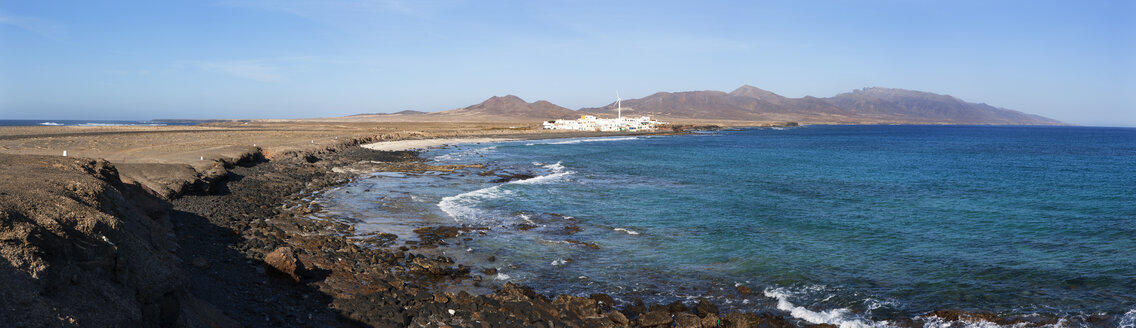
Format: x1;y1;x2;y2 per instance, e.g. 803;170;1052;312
1;1;1133;126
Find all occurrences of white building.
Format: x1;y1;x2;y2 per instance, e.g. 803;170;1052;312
543;114;667;132
543;94;668;131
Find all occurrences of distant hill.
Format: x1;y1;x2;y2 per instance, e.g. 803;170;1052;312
338;86;1062;125
823;87;1061;125
579;85;1063;125
434;95;578;120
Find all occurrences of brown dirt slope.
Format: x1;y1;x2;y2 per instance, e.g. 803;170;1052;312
0;155;236;327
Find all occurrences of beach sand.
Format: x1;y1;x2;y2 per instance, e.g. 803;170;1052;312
361;137;518;151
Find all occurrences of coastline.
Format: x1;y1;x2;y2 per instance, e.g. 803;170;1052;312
0;125;1105;327
361;137;520;151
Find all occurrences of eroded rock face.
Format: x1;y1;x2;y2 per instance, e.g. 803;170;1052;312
0;155;234;327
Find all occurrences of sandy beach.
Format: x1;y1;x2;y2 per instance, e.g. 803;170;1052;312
361;137;519;151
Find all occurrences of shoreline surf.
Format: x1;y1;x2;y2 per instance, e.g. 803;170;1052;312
319;126;1136;327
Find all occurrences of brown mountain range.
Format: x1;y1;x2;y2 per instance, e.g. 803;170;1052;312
343;85;1061;125
579;85;1062;125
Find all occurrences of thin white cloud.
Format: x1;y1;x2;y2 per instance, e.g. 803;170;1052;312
0;11;66;38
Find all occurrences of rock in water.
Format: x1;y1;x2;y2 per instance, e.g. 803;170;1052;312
695;298;719;317
638;310;672;327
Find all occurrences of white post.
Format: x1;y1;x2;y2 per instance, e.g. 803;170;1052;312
200;156;204;160
63;150;67;157
617;92;622;119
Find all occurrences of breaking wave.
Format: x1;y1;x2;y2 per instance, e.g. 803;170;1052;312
437;161;573;224
433;146;497;162
1120;309;1136;328
763;287;890;328
613;228;640;235
531;136;642;145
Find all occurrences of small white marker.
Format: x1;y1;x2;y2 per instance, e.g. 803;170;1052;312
253;144;257;147
311;140;314;143
63;150;67;157
200;156;204;160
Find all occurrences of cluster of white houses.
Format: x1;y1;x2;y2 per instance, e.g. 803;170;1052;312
543;114;668;132
542;96;668;132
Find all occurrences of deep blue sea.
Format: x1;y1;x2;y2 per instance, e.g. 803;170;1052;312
0;119;197;126
319;125;1136;327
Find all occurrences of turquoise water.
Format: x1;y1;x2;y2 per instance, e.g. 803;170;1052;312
320;125;1136;326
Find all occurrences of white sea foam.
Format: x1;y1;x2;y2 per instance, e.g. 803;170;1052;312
438;162;571;223
763;287;890;328
496;273;511;280
513;161;573;185
1120;309;1136;328
613;228;640;235
38;122;63;126
551;258;569;266
545;136;641;145
434;146;497;162
437;185;510;224
512;171;572;185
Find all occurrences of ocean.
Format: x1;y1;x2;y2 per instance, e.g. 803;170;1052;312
317;125;1136;326
0;119;198;126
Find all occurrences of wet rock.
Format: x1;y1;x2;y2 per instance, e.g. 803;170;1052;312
735;284;752;295
413;226;473;247
492;283;542;303
483;267;498;275
722;312;752;328
589;293;615;312
357;232;398;247
674;312;701;328
264;246;302;282
623;298;647;319
667;300;689;313
638;310;672;327
563;239;600;250
516;223;538;231
491;173;536;183
695;298;718;317
562;224;582;235
606;310;629;326
700;313;720;328
552;295;600;319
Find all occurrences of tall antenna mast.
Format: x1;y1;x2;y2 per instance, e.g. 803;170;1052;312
616;91;622;119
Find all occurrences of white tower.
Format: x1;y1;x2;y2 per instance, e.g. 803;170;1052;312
616;92;622;119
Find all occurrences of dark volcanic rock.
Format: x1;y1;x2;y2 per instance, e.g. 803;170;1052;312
264;246;302;283
638;310;673;327
0;156;237;327
491;172;537;183
695;298;719;317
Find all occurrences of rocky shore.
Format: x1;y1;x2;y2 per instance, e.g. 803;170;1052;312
1;129;1079;327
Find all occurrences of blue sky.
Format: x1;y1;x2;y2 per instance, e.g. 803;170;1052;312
1;1;1133;126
